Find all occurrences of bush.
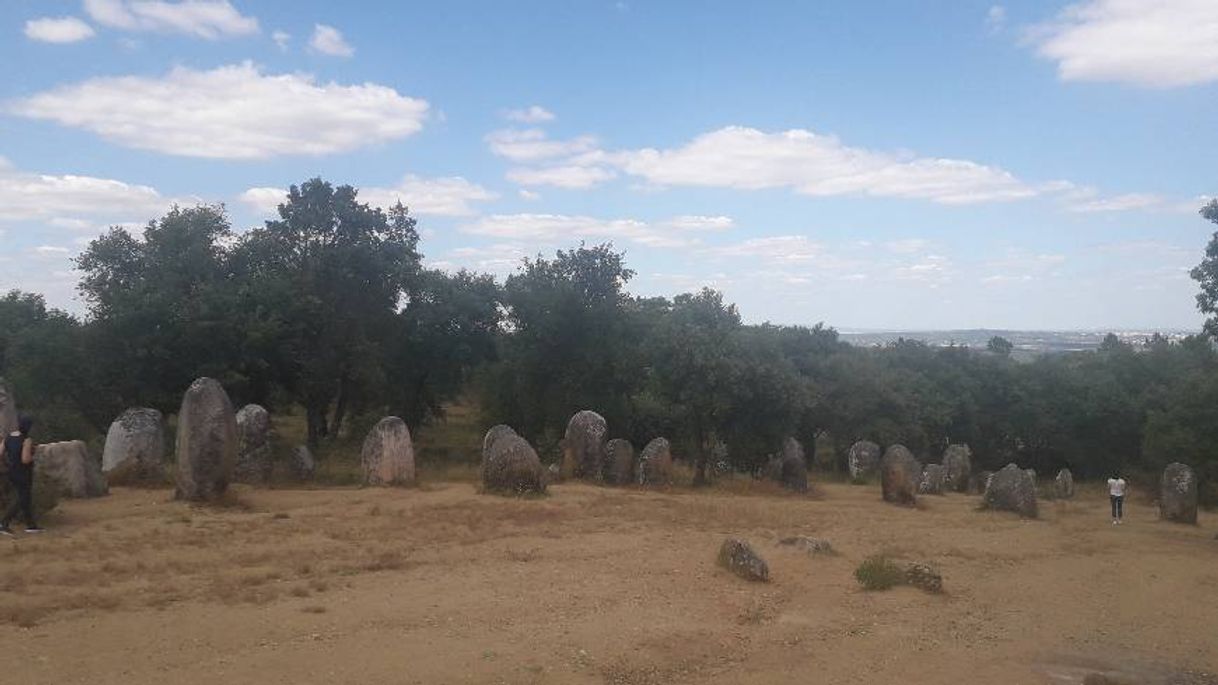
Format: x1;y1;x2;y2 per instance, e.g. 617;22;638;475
854;555;905;591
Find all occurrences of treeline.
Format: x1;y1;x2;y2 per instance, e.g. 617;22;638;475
4;179;1218;499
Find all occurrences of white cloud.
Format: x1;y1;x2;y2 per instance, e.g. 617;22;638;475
883;238;930;254
309;23;353;57
506;165;616;189
1030;0;1218;87
360;176;497;216
665;215;735;232
83;0;259;39
986;5;1007;30
462;213;728;248
271;29;289;50
1068;191;1165;212
9;62;429;159
504;106;555;124
486;128;600;162
612;126;1034;204
981;250;1065;285
33;246;71;256
0;158;173;222
708;235;828;265
242;176;497;218
237;187;285;215
24;16;96;43
518;189;541;201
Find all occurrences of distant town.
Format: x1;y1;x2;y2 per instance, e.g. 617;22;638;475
838;329;1195;355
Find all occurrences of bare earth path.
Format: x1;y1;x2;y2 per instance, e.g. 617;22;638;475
0;481;1215;684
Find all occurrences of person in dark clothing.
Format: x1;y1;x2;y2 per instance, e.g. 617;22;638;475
1;415;42;535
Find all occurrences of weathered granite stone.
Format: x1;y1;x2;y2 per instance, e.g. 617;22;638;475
174;377;238;502
360;417;415;487
101;408;164;484
1160;462;1198;524
717;538;769;582
638;437;674;486
942;444;972;492
880;444;919;506
983;463;1038;518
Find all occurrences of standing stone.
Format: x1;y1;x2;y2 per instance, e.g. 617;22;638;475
101;408;165;484
969;470;994;495
481;424;517;471
290;445;315;481
482;434;546;494
638;437;674;486
174;377;238;502
717;538;769;582
1024;468;1038;484
234;404;272;484
35;440;108;498
880;444;919;506
848;441;881;481
942;444;972;492
361;417;415;487
918;463;947;495
561;410;607;481
983;463;1038;518
604;438;635;485
1055;468;1075;499
767;437;809;493
1160;462;1198;524
0;377;16;435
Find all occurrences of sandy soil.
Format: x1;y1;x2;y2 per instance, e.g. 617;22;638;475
0;480;1215;685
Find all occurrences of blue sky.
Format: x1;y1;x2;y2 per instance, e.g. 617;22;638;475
1;0;1215;330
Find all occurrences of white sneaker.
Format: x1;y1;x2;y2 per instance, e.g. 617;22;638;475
1112;520;1118;525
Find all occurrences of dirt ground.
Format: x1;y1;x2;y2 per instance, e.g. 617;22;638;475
0;480;1215;685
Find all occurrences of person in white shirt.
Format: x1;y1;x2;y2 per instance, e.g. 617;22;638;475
1107;475;1126;525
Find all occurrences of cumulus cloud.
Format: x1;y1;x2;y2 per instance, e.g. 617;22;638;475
1068;192;1165;213
461;213;732;248
242;176;496;217
986;5;1007;30
309;23;353;57
486;128;599;162
611;127;1035;204
271;29;289;50
1029;0;1218;87
504;106;555;123
0;157;173;222
506;165;616;189
8;62;429;159
24;16;96;43
83;0;259;39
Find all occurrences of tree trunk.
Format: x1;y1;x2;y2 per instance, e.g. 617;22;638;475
692;417;709;487
306;402;330;449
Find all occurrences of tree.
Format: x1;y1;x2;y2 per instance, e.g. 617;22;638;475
235;180;421;446
986;335;1014;356
1189;199;1218;337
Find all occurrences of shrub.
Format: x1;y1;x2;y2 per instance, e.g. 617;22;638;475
854;555;905;591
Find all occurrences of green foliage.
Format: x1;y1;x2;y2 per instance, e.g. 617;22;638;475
1191;199;1218;338
986;335;1014;356
854;555;905;591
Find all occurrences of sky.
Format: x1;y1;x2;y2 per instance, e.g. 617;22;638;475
1;0;1216;331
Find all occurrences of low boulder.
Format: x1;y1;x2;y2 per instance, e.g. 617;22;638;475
101;407;165;484
983;463;1038;518
482;434;546;495
904;562;943;594
848;440;881;482
638;437;674;486
562;410;607;482
234;404;272;485
918;464;947;495
778;536;833;554
1055;468;1074;499
604;438;635;485
361;417;415;486
290;445;315;481
880;444;919;506
35;440;108;498
942;444;972;492
1160;462;1198;524
174;377;238;502
717;538;769;582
